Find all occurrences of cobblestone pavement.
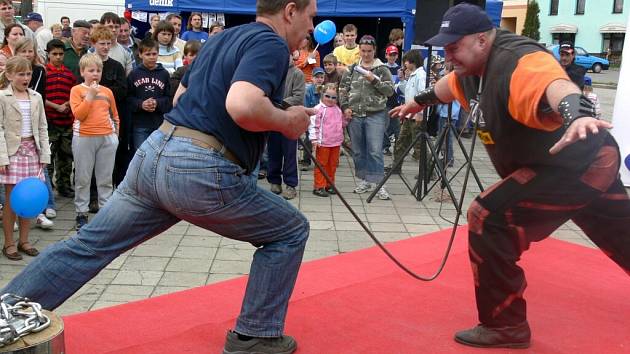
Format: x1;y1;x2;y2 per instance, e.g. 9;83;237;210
0;87;623;316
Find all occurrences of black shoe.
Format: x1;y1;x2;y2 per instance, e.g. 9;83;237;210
454;322;531;349
299;163;311;171
75;213;88;230
325;187;336;195
88;200;99;214
258;170;267;180
383;148;392;156
312;188;329;197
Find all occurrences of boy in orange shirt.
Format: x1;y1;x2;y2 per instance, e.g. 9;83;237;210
70;53;119;230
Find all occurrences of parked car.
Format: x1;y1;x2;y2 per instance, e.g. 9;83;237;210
548;45;610;73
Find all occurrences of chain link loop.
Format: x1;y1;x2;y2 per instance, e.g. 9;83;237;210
0;293;51;347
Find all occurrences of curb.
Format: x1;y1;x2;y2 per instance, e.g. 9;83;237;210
593;83;617;89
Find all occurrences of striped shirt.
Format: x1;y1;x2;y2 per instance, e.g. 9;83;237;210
45;63;76;126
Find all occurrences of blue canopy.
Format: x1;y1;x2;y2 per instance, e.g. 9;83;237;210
125;0;503;51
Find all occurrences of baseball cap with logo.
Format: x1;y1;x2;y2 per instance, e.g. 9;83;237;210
24;12;43;23
425;3;494;47
385;45;399;55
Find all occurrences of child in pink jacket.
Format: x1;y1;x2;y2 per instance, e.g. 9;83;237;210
308;83;347;197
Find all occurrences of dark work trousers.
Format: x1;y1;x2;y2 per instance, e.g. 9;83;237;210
113;105;132;187
300;135;312;166
267;132;298;188
467;144;630;327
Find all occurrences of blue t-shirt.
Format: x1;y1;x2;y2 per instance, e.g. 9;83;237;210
165;22;289;173
181;30;209;43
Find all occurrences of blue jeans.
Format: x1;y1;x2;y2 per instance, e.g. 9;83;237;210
438;116;456;164
43;168;56;210
347;110;389;183
132;127;155;151
267;132;298;188
1;128;310;337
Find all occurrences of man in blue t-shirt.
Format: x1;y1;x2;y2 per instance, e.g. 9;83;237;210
181;12;209;43
1;1;318;353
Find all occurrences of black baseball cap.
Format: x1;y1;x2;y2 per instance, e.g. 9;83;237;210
425;3;494;47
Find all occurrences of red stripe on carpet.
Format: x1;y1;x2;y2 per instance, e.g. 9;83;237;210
64;227;630;353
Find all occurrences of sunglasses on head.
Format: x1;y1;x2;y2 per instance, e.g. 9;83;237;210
358;35;376;46
324;94;337;99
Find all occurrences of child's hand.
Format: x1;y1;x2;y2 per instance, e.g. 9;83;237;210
86;81;100;99
142;98;156;112
343;108;353;120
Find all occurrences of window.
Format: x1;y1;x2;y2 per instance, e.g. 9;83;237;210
550;0;559;15
613;0;623;13
575;47;588;56
576;0;586;14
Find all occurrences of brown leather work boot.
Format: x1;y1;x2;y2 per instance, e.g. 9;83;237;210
454;321;531;349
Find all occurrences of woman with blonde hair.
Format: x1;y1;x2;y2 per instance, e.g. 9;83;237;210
50;24;63;40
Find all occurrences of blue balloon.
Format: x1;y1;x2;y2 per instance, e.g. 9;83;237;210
10;177;49;218
625;154;630;171
313;20;336;45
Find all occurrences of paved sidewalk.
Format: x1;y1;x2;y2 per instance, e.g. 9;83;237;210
0;136;596;316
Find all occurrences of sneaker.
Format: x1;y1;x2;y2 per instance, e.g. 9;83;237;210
454;322;531;349
75;213;88;230
383;148;392;156
299;163;311;171
36;214;54;229
312;188;329;197
282;186;297;200
270;183;282;195
258;170;267;180
45;208;57;219
223;330;297;354
325;186;336;195
353;180;375;194
376;186;391;200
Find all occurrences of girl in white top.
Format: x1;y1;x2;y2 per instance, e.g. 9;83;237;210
0;56;51;261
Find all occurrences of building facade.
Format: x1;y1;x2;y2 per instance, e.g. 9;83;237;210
501;0;528;34
538;0;626;61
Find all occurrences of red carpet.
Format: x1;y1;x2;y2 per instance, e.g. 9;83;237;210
64;228;630;353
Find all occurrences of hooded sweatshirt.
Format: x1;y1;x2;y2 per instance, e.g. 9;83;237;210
338;58;394;117
127;63;172;130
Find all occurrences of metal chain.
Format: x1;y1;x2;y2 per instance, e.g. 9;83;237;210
0;293;51;347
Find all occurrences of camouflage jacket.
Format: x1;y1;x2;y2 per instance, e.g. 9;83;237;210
338;59;394;117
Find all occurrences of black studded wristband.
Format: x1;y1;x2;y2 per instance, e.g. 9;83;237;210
413;87;445;106
557;93;597;128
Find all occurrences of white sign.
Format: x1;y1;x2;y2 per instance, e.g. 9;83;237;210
611;11;630;186
131;11;148;22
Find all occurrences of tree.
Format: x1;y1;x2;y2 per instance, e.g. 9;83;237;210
522;0;541;41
